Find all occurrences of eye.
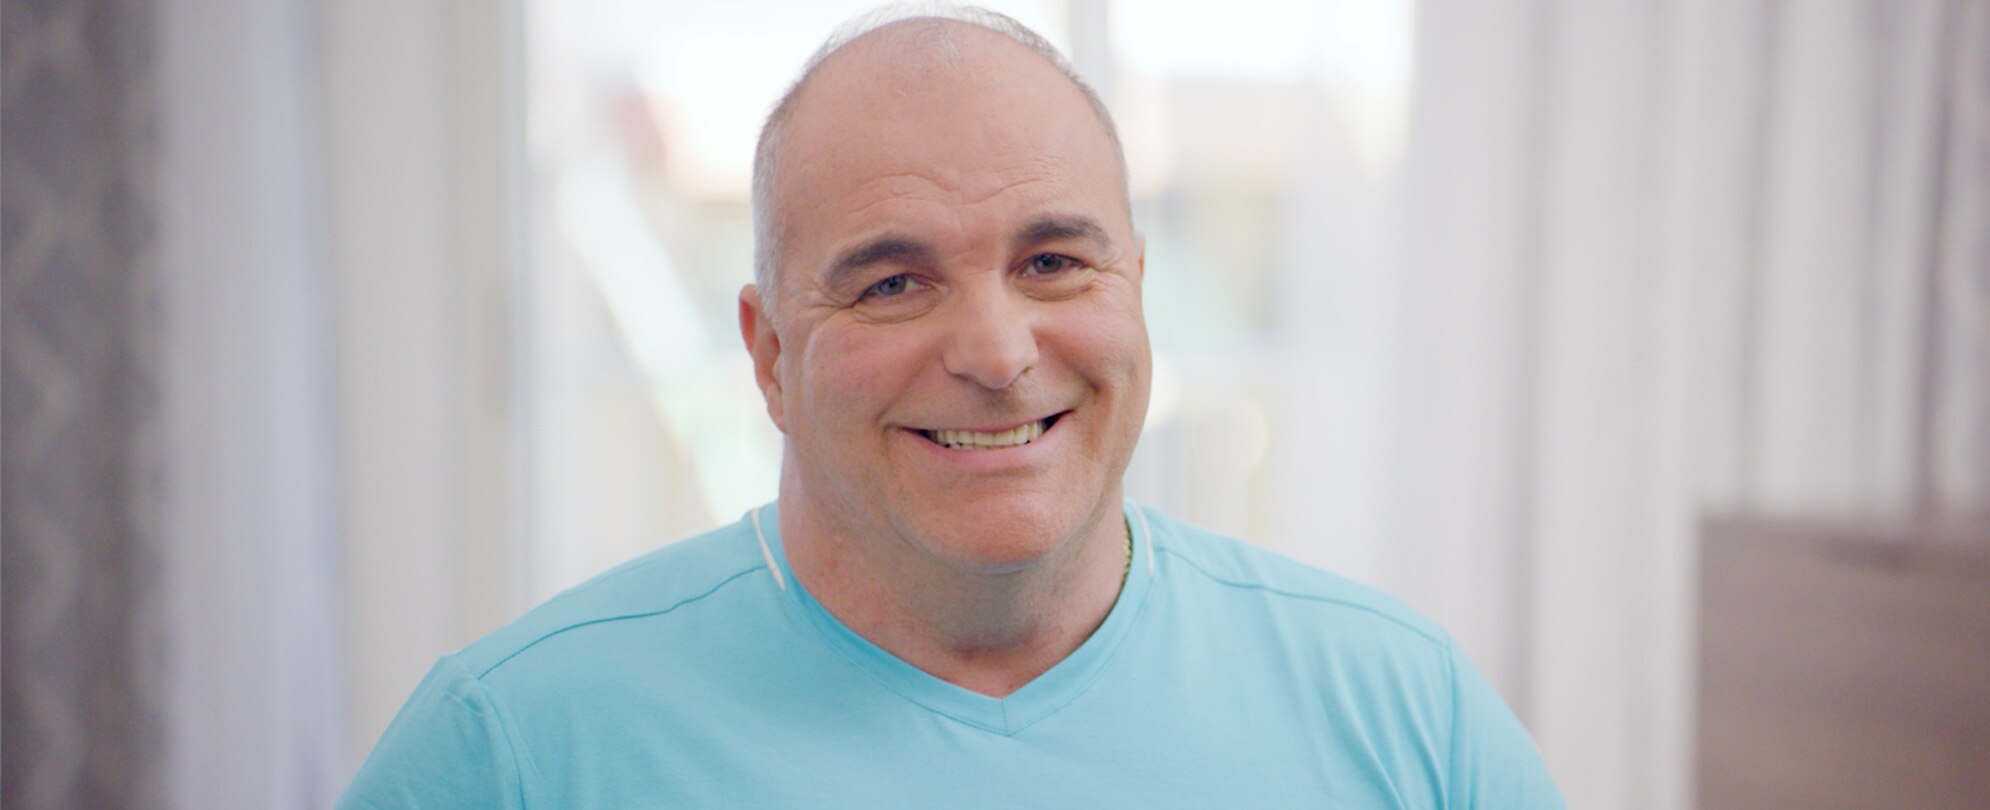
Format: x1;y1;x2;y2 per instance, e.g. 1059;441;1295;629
1023;253;1081;276
863;273;920;299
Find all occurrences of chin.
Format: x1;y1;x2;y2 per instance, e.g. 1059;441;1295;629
898;496;1095;573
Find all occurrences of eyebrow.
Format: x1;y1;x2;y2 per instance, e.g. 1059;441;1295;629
826;237;934;291
1015;216;1111;253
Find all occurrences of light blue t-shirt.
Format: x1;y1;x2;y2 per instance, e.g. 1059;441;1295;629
340;503;1564;808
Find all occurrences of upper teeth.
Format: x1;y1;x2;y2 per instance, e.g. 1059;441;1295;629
929;421;1044;450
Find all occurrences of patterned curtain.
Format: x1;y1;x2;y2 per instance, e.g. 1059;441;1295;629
2;0;168;808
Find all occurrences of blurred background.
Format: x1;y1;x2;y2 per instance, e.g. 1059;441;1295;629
3;0;1986;807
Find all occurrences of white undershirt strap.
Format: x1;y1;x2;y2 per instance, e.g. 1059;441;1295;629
1132;503;1157;576
750;505;787;591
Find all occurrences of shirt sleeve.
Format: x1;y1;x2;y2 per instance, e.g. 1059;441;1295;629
337;654;529;810
1444;642;1566;808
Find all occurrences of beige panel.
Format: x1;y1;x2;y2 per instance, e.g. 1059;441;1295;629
1698;516;1990;809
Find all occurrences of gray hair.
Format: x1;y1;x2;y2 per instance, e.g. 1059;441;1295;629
749;2;1128;313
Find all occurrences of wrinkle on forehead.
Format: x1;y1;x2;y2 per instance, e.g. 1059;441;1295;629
840;162;1065;216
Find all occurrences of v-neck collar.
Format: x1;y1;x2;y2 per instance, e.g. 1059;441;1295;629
750;501;1157;736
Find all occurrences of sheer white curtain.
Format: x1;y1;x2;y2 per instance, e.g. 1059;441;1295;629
1373;1;1989;806
155;0;529;805
158;0;346;805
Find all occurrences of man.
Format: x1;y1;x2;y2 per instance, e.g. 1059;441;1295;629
341;6;1564;807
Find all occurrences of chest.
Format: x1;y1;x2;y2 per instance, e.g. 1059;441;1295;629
511;654;1447;808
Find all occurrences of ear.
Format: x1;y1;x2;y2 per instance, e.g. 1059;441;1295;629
739;284;786;432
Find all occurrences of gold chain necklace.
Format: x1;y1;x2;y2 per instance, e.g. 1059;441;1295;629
1121;517;1134;585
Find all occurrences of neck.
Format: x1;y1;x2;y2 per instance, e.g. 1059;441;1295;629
778;492;1130;698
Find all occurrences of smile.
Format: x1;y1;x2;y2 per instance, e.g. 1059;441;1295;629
916;413;1064;450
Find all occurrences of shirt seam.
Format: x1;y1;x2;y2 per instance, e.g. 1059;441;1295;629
439;652;536;808
1443;640;1462;810
472;564;768;679
1157;546;1447;648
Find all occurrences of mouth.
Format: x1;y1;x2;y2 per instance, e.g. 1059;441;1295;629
915;412;1066;450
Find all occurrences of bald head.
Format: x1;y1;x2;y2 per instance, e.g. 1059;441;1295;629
750;6;1129;311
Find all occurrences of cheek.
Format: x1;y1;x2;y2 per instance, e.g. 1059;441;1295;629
792;324;930;416
1058;299;1150;385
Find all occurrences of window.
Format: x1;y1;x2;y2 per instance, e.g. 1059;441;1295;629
523;0;1415;599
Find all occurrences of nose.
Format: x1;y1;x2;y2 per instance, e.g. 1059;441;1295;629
941;285;1039;390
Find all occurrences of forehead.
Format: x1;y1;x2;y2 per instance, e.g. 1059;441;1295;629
773;23;1126;258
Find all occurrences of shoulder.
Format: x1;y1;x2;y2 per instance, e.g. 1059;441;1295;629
452;515;772;679
1135;504;1448;651
342;516;780;806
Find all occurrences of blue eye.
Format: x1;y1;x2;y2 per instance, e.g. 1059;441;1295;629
865;274;914;298
1025;254;1079;275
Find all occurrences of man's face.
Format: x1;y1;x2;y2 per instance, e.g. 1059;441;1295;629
743;25;1150;572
